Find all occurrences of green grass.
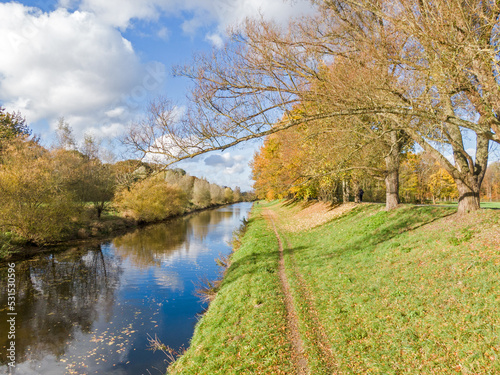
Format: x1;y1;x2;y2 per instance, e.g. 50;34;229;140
277;203;500;374
168;202;294;374
169;202;500;374
433;201;500;209
480;201;500;209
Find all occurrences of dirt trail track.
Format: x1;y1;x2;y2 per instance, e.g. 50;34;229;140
263;209;309;375
263;208;338;375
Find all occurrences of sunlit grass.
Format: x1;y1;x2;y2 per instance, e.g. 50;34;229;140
277;203;500;374
480;201;500;209
169;202;500;374
432;201;500;209
168;202;294;374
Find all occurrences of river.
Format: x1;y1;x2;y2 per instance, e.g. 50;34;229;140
0;202;253;375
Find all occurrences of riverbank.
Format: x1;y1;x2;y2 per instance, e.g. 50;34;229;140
0;202;250;264
168;201;500;374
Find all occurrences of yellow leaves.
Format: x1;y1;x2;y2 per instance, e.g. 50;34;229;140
0;138;80;244
429;166;458;200
113;177;188;222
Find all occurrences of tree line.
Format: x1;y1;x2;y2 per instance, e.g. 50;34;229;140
251;125;500;204
0;108;248;253
124;0;500;214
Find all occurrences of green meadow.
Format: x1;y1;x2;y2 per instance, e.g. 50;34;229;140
169;202;500;374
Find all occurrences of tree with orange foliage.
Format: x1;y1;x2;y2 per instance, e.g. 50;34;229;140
126;0;497;213
481;162;500;202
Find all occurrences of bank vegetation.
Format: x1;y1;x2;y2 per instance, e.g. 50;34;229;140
0;109;250;260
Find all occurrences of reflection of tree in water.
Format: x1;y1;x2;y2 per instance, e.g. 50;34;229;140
112;207;237;268
0;245;122;366
112;218;189;268
187;208;235;240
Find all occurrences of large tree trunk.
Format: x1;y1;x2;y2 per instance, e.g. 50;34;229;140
385;166;400;210
353;180;361;203
456;179;481;213
384;130;401;210
407;121;489;214
342;179;350;203
451;131;488;214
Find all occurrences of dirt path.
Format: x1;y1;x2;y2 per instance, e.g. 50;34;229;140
263;209;309;375
281;234;338;372
264;207;338;374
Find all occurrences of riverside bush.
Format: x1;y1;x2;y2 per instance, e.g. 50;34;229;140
0;139;80;244
114;177;188;223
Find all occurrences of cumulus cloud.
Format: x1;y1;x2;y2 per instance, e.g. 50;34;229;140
204;153;235;167
205;33;224;48
66;0;315;29
0;0;313;156
0;3;167;139
175;146;260;191
64;0;316;43
76;0;161;29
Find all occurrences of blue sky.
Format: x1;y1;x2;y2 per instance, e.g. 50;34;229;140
0;0;315;190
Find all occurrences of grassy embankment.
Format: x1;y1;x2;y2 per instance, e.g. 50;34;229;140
435;201;500;209
169;201;500;374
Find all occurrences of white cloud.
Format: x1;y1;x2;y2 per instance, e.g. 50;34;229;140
0;0;313;179
63;0;316;39
75;0;161;29
157;26;170;40
0;3;168;140
205;33;224;48
174;143;261;191
105;107;126;118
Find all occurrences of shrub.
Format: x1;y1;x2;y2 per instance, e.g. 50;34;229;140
192;178;211;208
114;177;188;223
0;139;80;244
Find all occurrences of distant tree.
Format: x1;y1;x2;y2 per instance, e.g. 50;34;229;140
192;179;211;208
428;167;459;204
54;124;116;219
233;186;242;202
0;107;31;151
114;177;187;222
481;162;500;202
176;174;196;201
71;134;115;219
399;152;435;204
209;183;225;205
112;159;151;191
224;187;234;203
54;117;76;150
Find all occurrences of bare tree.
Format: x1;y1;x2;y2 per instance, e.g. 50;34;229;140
126;0;498;213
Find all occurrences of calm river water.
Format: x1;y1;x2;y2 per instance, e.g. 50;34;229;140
0;202;253;375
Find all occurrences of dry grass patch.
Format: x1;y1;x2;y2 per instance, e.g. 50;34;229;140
278;201;357;232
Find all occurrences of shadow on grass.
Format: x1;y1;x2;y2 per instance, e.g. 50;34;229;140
219;206;455;290
311;206;456;260
220;249;281;288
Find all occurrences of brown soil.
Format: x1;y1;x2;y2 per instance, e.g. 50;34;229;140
263;209;309;375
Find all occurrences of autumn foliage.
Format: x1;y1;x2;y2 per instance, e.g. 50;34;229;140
114;177;188;223
0;111;246;252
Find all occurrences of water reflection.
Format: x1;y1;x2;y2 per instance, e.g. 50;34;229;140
112;208;237;269
0;246;122;364
112;220;189;268
0;202;252;375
